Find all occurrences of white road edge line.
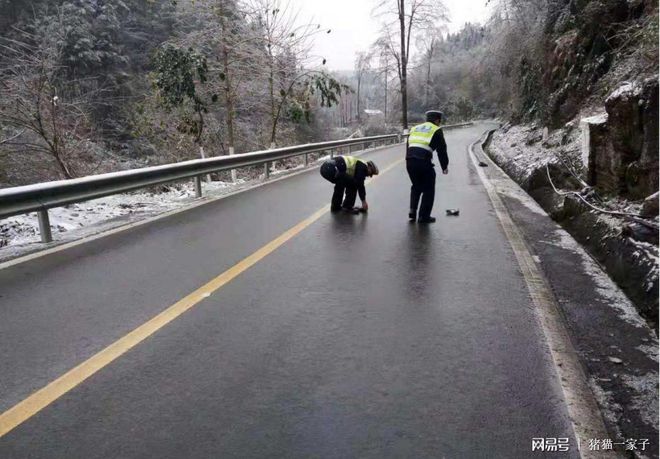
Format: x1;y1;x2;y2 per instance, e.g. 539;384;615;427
468;132;615;459
0;143;399;271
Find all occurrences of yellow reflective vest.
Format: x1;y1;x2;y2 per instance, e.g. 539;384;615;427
408;122;440;152
343;155;359;177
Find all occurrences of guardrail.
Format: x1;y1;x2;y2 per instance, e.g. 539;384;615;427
0;122;473;243
0;134;404;242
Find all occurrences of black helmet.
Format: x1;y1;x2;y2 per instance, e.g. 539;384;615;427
425;110;443;123
320;160;338;182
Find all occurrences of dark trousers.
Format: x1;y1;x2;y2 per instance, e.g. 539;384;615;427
406;159;436;219
331;179;358;211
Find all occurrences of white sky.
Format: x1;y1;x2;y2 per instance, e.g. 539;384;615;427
288;0;493;71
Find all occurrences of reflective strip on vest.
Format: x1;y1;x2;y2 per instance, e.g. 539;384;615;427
343;155;359;177
408;122;439;152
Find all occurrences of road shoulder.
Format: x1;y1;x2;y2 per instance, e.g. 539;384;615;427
472;133;658;458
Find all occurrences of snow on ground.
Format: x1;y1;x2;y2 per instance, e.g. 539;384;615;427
488;170;548;216
628;238;660;293
588;378;625;439
0;179;243;261
0;164;323;261
0;149;364;263
620;372;660;433
488;124;557;184
546;229;649;328
489;121;586;188
488;126;658;326
588;374;657;459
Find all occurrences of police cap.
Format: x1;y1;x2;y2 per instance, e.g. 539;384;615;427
425;110;444;122
366;160;379;176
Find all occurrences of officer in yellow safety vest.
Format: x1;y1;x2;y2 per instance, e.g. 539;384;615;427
319;155;379;213
406;110;449;223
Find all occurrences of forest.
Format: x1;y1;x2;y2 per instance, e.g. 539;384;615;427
355;0;657;126
0;0;657;186
0;0;351;186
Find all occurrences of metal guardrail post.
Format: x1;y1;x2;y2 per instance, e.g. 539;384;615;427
304;153;309;166
194;176;202;198
37;209;52;243
264;162;270;179
330;149;334;159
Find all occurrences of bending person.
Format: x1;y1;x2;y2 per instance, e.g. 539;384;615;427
319;155;379;213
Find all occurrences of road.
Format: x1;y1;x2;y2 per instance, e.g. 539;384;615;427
0;123;581;458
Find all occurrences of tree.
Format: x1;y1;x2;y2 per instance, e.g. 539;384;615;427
415;26;444;107
0;26;98;179
248;0;338;147
354;52;371;123
373;0;448;129
368;41;396;122
151;45;214;157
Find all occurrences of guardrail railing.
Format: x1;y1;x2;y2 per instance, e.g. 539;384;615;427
0;134;403;243
0;122;473;243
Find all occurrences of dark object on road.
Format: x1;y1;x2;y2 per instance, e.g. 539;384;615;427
478;161;488;167
357;207;368;213
343;207;360;215
409;210;416;222
418;216;436;223
446;209;460;216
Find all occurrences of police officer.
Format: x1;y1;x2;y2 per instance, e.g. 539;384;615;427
319;155;379;213
406;110;448;223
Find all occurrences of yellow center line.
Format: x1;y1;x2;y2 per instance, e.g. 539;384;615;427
0;156;404;438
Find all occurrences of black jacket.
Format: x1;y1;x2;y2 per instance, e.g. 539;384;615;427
334;156;369;201
406;128;448;170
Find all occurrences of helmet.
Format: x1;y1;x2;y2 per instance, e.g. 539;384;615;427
320;160;338;182
425;110;443;123
366;160;379;176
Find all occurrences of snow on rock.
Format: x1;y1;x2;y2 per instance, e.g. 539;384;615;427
487;123;581;188
605;80;643;103
628;238;660;293
580;112;609;124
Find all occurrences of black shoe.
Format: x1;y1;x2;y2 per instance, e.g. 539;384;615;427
408;210;416;222
418;216;436;223
342;207;360;215
331;206;342;213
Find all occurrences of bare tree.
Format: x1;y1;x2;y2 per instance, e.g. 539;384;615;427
373;0;448;129
415;26;444;107
247;0;328;147
0;29;96;180
354;51;371;123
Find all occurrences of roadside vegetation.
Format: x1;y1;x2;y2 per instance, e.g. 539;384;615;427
0;0;350;186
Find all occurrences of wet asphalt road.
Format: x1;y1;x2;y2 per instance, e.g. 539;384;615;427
0;124;579;458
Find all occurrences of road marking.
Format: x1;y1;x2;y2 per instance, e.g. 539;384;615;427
468;134;614;459
0;142;402;271
0;157;404;438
